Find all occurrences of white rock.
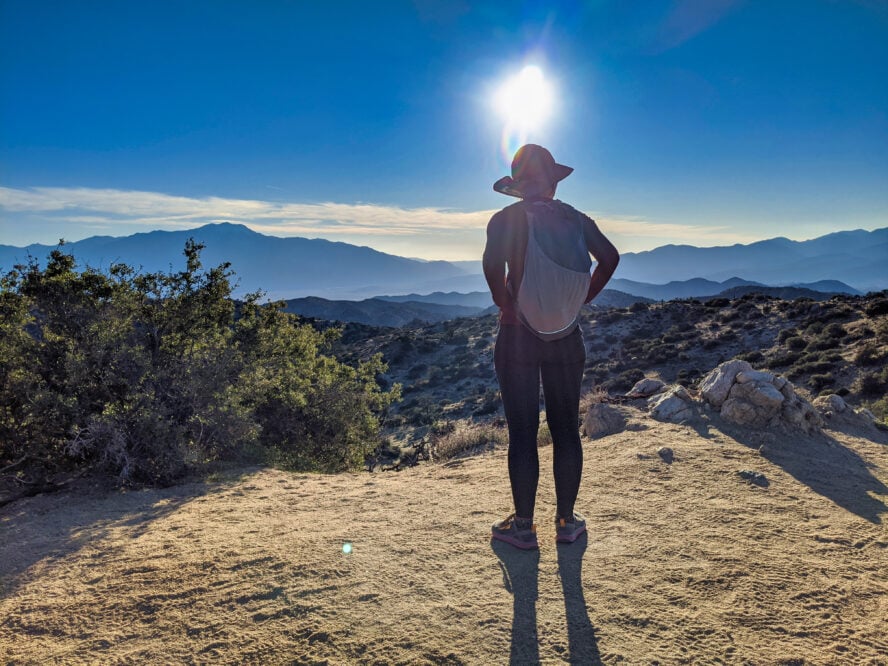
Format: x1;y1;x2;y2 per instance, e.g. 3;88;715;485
626;377;667;398
813;394;848;417
700;360;753;408
721;397;767;427
583;403;627;439
650;387;695;423
749;382;786;410
736;370;775;384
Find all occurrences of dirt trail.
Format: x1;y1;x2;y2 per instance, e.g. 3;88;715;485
2;416;887;664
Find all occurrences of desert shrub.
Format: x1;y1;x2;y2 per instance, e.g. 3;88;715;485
806;336;840;352
856;372;887;397
809;374;834;393
706;298;730;308
785;336;807;351
537;419;553;447
766;351;803;368
629;301;648;313
580;387;610;413
864;299;888;317
431;420;507;460
822;323;846;338
777;328;798;343
854;345;884;367
473;389;500;416
738;350;764;363
0;242;399;485
606;368;645;392
864;396;888;426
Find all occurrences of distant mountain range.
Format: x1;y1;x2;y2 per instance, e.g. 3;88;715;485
284;289;648;327
614;228;888;293
1;223;884;302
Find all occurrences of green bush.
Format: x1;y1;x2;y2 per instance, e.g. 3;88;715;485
0;242;399;485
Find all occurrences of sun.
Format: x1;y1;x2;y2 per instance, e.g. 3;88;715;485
493;65;554;131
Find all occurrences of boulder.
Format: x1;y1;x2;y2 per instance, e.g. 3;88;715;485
814;394;879;429
702;360;822;433
626;378;667;398
700;360;753;408
813;394;849;416
649;386;695;423
583;403;627;439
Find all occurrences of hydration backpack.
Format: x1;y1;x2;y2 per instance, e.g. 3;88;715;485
515;200;592;340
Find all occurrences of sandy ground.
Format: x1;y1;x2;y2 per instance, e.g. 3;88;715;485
2;412;887;665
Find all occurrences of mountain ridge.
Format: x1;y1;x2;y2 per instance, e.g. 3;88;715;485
1;223;884;299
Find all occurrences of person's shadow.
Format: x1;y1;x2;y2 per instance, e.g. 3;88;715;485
491;540;540;664
557;534;603;665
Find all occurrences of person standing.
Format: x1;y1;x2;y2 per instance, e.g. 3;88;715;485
483;144;619;549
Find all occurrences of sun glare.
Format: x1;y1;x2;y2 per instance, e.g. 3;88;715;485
493;65;554;131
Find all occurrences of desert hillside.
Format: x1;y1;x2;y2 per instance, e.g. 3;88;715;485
2;408;886;664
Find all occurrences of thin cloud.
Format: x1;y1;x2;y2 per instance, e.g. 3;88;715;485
1;185;761;257
0;186;494;235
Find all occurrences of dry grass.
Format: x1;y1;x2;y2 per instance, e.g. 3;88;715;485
430;419;508;460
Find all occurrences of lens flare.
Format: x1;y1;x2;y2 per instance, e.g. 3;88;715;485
500;123;528;164
493;65;554;132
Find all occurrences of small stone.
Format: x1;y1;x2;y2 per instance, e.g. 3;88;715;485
657;446;674;463
737;470;769;487
626;377;667;398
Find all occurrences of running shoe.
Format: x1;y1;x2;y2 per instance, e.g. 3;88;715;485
555;512;587;543
491;514;539;550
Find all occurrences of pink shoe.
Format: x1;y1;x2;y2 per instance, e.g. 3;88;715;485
491;514;539;550
555;512;587;543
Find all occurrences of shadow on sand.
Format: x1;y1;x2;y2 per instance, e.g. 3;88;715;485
718;420;888;524
492;535;602;665
557;533;603;665
0;466;257;600
491;539;540;664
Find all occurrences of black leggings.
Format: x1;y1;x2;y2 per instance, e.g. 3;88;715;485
494;323;585;521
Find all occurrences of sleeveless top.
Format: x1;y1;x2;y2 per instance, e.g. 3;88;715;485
514;200;592;341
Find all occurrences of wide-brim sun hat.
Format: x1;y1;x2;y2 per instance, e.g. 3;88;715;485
493;144;574;198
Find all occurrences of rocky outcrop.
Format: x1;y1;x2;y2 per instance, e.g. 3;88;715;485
700;362;822;433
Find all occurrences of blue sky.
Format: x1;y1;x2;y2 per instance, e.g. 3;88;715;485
1;0;886;260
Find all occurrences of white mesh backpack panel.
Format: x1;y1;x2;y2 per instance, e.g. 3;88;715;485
515;201;592;340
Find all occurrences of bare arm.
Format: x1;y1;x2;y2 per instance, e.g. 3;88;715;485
482;212;516;315
583;219;620;303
